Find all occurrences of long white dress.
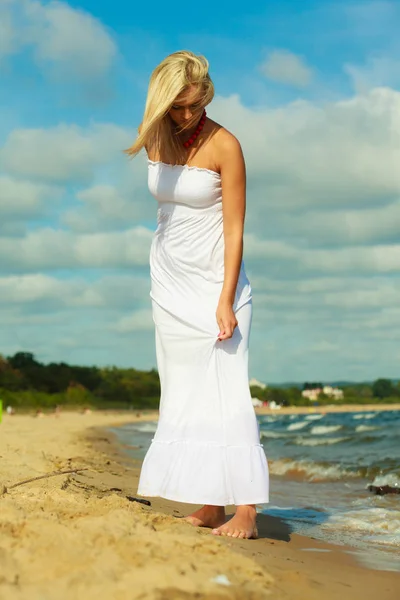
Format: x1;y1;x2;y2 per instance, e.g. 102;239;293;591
137;159;269;506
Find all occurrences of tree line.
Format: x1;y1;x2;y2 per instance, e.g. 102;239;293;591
0;351;398;410
0;352;160;410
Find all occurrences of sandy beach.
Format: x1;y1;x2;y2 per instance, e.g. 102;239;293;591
0;410;399;600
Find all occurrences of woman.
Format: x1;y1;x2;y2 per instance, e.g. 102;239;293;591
126;50;269;539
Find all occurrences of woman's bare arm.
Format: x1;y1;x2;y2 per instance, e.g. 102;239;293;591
215;130;246;339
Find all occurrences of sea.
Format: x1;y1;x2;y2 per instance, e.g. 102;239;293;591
109;409;400;572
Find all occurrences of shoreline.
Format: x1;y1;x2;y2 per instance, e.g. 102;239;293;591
0;411;399;599
255;403;400;414
93;417;400;596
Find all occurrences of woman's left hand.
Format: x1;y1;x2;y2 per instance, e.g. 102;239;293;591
216;299;238;341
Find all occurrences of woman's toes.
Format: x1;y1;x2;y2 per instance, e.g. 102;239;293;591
238;531;246;539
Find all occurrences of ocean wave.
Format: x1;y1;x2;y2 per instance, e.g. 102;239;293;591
355;424;380;433
258;416;280;423
287;421;308;431
269;458;356;482
260;431;290;439
126;422;158;433
294;436;350;447
310;425;342;435
369;473;400;488
353;413;376;420
304;414;325;421
322;508;400;547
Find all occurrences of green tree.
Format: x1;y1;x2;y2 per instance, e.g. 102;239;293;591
303;382;323;390
249;385;267;400
8;352;39;369
372;378;394;399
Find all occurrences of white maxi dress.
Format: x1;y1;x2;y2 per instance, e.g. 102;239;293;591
137;159;269;506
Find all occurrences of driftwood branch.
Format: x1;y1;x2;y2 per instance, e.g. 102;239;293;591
1;468;88;495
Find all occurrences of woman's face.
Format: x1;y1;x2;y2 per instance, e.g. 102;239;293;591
169;85;204;128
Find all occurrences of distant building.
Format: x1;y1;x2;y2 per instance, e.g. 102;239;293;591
251;397;263;407
302;385;343;401
302;388;322;401
269;400;282;410
323;386;344;400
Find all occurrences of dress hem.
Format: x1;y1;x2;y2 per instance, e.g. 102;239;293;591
149;439;265;449
136;491;270;506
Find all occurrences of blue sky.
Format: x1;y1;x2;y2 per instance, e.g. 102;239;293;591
1;0;400;384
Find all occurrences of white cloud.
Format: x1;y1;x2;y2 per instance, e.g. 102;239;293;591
345;56;400;93
0;226;152;271
1;123;133;184
209;87;400;224
245;235;295;260
343;1;399;38
308;340;340;353
0;175;62;218
0;2;17;60
27;0;117;81
300;244;400;274
0;273;71;304
275;200;400;247
112;309;154;332
0;0;117;84
0;273;150;307
251;275;400;311
245;232;400;274
63;183;153;232
260;50;313;87
0;272;156;370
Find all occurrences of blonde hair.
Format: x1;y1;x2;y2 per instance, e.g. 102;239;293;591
125;50;214;163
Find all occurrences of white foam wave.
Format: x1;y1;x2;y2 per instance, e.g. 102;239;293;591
355;424;379;433
310;425;342;435
304;414;324;421
369;473;400;488
269;458;355;481
287;421;308;431
128;422;158;433
323;508;400;547
260;431;289;439
353;413;376;420
295;436;349;446
259;416;279;423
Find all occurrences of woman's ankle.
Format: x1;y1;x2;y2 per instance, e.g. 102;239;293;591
235;504;256;513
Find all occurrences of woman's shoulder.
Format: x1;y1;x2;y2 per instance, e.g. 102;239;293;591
208;120;243;165
208;119;241;150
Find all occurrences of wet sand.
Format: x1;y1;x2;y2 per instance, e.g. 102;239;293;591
0;410;398;599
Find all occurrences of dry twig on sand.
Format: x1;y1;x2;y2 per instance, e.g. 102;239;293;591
1;468;88;495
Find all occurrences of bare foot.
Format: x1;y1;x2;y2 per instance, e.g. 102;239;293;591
183;505;226;529
211;505;258;539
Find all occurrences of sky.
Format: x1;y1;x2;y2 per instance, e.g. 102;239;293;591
1;0;400;384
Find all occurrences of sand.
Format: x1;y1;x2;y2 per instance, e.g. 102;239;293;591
0;410;399;600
